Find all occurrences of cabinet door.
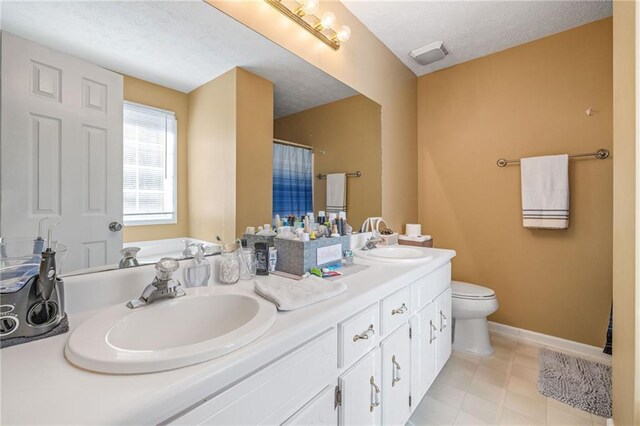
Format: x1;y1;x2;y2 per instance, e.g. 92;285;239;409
410;314;421;409
417;303;438;399
338;347;382;426
435;287;452;374
283;386;337;426
381;323;412;426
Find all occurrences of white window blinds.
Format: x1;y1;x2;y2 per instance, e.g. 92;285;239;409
123;101;177;226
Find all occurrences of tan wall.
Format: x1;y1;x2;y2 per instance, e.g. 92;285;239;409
274;95;382;228
612;2;637;424
418;19;613;346
187;68;237;242
236;68;274;235
122;76;190;243
208;0;417;232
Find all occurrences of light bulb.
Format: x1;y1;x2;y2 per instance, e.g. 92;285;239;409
320;11;336;29
336;25;351;42
301;0;319;15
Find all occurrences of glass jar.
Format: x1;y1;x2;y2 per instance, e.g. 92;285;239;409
239;247;257;280
218;251;240;284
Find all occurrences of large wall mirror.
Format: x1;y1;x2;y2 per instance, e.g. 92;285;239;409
0;1;382;276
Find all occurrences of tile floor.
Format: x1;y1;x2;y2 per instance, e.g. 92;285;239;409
408;333;609;426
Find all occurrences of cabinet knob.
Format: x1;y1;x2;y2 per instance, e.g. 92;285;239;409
440;310;448;332
430;320;438;343
353;324;375;342
392;303;407;315
369;376;381;412
392;355;402;386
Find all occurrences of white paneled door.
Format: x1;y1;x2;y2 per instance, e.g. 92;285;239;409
1;32;124;272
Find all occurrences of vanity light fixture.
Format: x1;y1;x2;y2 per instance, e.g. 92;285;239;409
265;0;351;50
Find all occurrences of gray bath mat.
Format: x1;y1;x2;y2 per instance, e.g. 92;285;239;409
538;348;611;418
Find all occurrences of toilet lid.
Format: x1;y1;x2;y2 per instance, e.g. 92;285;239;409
452;281;495;299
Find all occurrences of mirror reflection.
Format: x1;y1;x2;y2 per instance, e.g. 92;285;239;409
0;1;382;276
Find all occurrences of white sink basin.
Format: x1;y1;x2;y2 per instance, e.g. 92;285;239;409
65;290;277;374
355;246;434;264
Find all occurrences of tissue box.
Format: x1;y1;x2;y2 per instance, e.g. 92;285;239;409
274;235;351;276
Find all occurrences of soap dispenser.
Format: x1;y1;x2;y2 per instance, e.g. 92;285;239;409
184;243;211;287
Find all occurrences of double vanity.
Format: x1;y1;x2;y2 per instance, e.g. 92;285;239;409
1;246;455;425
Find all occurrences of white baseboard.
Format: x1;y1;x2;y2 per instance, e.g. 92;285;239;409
488;321;612;365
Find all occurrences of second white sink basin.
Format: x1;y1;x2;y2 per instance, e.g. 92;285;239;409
65;290;277;374
355;246;434;264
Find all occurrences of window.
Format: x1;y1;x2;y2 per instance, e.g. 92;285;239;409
123;102;177;226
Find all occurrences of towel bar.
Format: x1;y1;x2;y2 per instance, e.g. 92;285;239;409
316;171;362;179
496;149;610;167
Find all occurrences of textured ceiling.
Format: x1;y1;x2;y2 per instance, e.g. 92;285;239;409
341;0;612;76
0;0;357;118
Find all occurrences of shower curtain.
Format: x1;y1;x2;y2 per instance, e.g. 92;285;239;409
272;143;312;219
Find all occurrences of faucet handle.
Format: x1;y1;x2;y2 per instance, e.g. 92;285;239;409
155;257;180;281
121;246;141;258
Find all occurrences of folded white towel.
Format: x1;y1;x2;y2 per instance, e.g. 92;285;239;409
254;275;347;311
521;154;569;229
326;173;346;213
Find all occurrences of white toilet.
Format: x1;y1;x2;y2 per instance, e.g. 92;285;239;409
451;281;499;356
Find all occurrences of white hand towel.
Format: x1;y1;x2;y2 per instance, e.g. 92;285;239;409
326;173;346;213
254;276;347;311
521;154;569;229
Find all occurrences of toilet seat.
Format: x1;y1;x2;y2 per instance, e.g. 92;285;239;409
452;281;496;300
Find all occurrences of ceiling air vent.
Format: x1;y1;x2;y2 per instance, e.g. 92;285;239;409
410;41;449;66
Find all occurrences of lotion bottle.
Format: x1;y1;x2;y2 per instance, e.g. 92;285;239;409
184;243;211;287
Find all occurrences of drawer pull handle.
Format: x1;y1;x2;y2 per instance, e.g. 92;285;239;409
440;310;448;332
392;303;407;316
353;324;375;342
430;320;437;343
392;355;402;386
370;376;381;412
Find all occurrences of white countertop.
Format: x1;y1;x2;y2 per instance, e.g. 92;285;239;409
0;247;455;425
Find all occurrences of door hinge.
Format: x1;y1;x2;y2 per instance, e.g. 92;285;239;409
409;395;412;407
334;385;342;409
409;327;412;339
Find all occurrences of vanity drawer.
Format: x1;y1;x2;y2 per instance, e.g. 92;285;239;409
338;303;380;368
411;262;451;311
380;286;411;336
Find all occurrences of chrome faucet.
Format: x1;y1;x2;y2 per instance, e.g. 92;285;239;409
127;258;186;309
362;236;383;251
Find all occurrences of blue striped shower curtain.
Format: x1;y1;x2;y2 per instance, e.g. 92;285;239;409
272;144;312;219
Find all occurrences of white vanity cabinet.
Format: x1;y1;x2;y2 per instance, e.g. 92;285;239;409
169;261;453;426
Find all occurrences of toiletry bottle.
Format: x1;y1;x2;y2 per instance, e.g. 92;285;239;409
184;243;211;287
255;242;269;276
269;248;277;273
